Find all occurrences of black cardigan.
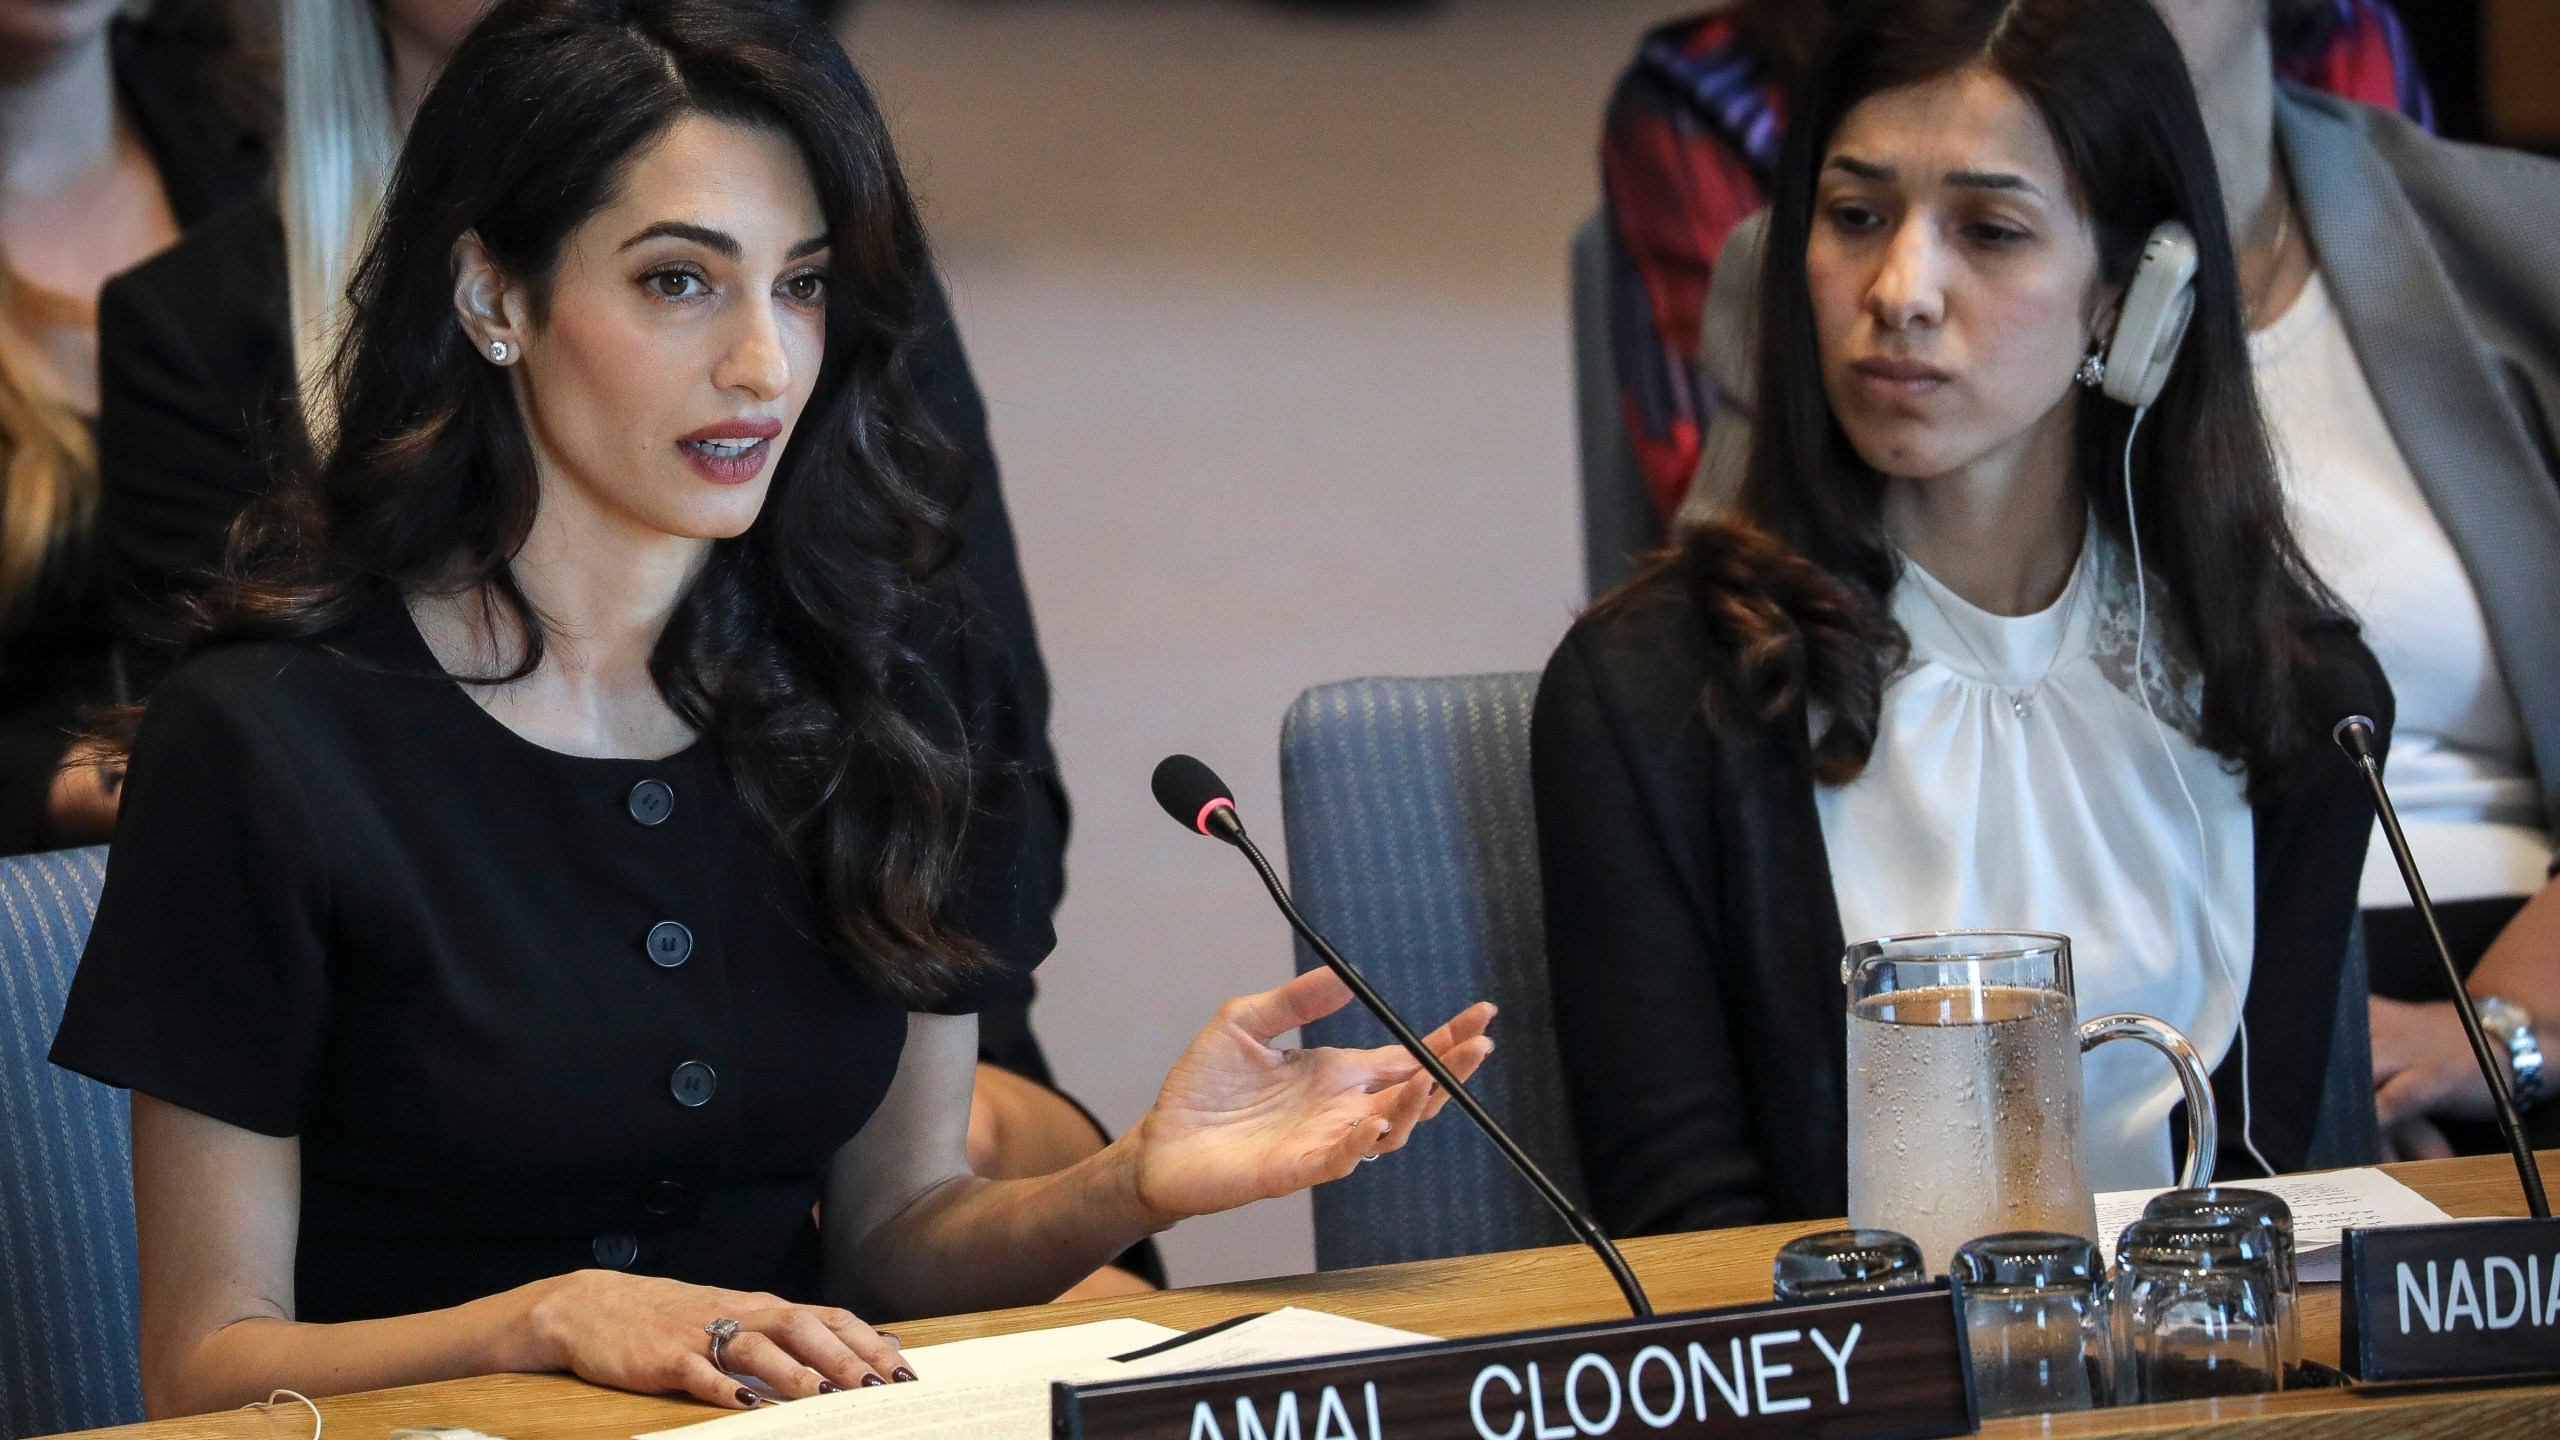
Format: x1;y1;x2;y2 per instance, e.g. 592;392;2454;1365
0;8;266;855
1533;568;2391;1239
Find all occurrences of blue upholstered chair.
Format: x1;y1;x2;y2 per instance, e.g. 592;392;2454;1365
2308;921;2384;1170
1279;674;1589;1269
0;846;132;1440
1571;214;1661;601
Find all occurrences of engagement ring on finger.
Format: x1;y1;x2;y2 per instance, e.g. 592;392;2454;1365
706;1316;741;1371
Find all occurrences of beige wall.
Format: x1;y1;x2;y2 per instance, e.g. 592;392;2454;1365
843;0;1697;1286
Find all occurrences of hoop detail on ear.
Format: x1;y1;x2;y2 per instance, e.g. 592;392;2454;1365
2075;350;2106;389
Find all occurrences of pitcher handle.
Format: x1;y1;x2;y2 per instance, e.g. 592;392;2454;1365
2078;1012;2219;1188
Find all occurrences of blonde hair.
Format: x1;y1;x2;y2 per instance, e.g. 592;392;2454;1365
280;0;399;441
0;269;98;623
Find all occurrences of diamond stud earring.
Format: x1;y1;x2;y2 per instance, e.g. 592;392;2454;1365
2074;350;2106;389
488;340;512;364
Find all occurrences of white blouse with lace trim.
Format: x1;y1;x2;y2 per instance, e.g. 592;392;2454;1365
1814;537;2254;1191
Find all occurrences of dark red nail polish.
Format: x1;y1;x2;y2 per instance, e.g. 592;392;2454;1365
818;1381;841;1394
860;1374;886;1387
735;1389;757;1407
893;1367;918;1383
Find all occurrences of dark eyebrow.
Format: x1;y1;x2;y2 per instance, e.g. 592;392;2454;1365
621;221;739;258
619;222;831;263
1827;155;2043;198
1946;170;2039;195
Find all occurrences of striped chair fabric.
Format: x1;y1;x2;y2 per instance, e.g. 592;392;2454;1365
1278;674;1588;1269
0;847;131;1440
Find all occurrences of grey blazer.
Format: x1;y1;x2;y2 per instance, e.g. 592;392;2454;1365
2281;87;2560;839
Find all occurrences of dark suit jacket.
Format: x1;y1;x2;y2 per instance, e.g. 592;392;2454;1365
1533;559;2391;1238
0;8;267;855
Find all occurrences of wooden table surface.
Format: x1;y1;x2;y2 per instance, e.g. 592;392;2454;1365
50;1152;2560;1440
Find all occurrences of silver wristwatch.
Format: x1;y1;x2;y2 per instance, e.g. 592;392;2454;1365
2474;995;2547;1112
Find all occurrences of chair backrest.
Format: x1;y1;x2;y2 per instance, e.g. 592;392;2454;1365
1570;214;1662;600
1278;675;1586;1269
0;847;131;1440
2304;915;2383;1169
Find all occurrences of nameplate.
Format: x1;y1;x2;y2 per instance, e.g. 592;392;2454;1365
2340;1218;2560;1383
1053;1287;1974;1440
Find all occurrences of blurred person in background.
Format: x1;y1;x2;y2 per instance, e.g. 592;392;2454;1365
1610;0;2560;1163
0;0;261;853
93;0;1152;1290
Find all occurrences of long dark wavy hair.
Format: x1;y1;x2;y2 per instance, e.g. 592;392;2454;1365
1614;0;2341;798
180;0;1003;1005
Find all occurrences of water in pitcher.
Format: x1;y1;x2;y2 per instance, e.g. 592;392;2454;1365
1847;983;2101;1273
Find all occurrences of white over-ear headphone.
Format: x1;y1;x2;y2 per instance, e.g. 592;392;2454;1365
2089;221;2200;407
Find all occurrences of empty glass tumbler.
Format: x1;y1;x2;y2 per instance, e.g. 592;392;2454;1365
2113;1214;2282;1403
1951;1232;2111;1418
1773;1229;1931;1301
2142;1187;2297;1382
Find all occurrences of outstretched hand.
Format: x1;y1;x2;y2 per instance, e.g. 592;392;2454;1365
1128;969;1496;1223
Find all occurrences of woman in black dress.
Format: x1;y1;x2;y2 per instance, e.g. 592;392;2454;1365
50;0;1492;1415
95;0;1152;1293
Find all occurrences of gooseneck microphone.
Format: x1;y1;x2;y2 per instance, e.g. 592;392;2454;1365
1150;754;1655;1317
2334;716;2551;1218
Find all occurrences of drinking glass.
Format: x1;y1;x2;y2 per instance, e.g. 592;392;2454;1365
2143;1187;2297;1383
2113;1214;2281;1403
1772;1229;1930;1301
1950;1232;2110;1418
1844;930;2219;1274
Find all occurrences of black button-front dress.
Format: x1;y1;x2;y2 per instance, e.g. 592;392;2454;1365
50;593;1047;1322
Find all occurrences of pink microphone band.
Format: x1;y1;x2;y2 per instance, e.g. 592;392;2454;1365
1194;797;1236;835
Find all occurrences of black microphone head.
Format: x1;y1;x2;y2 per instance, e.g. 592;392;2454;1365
1152;754;1239;837
2333;714;2378;762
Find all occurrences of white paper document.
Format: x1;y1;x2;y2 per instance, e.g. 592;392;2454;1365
1112;1308;1435;1378
2093;1166;2456;1282
635;1308;1438;1440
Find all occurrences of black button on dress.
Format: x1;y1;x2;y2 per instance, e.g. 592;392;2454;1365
647;920;695;968
51;596;1047;1322
627;778;675;826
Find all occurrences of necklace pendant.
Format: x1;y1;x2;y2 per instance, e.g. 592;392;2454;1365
2011;693;2033;720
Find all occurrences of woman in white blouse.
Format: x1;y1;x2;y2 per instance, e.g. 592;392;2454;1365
1532;0;2383;1237
1686;0;2560;1163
